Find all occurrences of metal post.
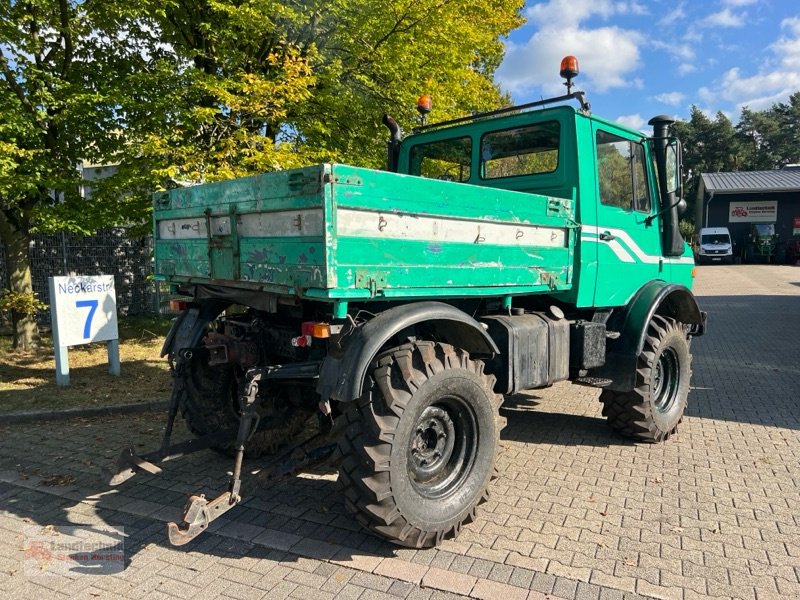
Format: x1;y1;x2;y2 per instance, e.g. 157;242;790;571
705;191;715;228
107;339;121;376
48;277;70;386
333;300;348;320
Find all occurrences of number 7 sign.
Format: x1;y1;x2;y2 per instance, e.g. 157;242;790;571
48;276;120;386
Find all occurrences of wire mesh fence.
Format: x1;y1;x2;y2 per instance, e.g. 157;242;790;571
0;229;161;326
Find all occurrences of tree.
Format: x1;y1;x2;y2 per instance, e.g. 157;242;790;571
765;92;800;167
112;0;524;189
736;106;781;170
1;0;524;350
0;1;152;350
674;106;743;221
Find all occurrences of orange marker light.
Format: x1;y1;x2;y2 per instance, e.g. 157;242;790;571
169;299;189;311
416;95;432;115
560;55;579;80
301;321;331;339
312;323;331;338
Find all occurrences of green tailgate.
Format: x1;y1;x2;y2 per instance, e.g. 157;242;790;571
153;164;576;301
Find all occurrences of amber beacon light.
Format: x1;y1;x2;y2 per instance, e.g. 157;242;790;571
416;94;432;126
560;55;579;94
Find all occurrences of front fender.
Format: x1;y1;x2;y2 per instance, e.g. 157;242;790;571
591;281;705;391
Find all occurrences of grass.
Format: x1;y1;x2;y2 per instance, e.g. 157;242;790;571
0;314;175;414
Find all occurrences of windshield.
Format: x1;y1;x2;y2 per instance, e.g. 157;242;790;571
701;234;730;245
754;224;775;236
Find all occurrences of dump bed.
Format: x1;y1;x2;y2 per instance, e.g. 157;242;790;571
153;164;576;301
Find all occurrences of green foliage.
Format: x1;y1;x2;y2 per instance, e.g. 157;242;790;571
0;1;155;235
1;0;524;235
108;0;524;198
679;219;696;243
0;289;47;318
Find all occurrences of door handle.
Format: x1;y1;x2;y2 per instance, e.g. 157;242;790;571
599;231;615;241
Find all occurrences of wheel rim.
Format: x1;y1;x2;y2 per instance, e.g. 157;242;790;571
407;398;478;500
653;347;680;413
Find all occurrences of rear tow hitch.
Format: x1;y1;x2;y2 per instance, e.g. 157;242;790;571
166;367;263;545
109;362;335;546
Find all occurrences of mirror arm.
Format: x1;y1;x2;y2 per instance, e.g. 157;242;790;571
644;196;683;227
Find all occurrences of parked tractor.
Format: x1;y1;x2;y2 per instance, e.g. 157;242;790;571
744;223;780;263
110;57;706;549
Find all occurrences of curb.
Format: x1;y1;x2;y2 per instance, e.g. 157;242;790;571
0;399;169;425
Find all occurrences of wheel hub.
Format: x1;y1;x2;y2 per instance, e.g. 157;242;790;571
409;407;455;479
406;398;477;500
653;347;679;413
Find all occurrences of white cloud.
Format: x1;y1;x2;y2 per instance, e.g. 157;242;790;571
701;8;746;28
698;86;715;105
677;63;696;76
653;92;686;106
722;0;756;6
659;3;686;26
651;40;695;61
706;17;800;110
498;0;644;95
616;113;646;131
525;0;647;27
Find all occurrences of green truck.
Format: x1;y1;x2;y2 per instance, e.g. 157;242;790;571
112;61;706;549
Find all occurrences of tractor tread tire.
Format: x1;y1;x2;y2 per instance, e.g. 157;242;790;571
599;315;691;443
336;341;504;548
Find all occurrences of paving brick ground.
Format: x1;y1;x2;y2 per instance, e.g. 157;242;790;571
1;264;798;600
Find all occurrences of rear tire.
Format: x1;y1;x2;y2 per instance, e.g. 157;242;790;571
336;341;503;548
600;315;691;443
175;351;313;458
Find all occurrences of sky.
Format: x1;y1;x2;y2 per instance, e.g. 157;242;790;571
495;0;800;131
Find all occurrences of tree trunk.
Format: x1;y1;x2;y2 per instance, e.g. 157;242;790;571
0;222;39;351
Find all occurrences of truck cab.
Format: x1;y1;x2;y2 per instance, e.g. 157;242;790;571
390;97;695;309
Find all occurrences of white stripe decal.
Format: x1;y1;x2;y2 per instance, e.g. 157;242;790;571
583;225;694;265
581;236;635;263
337;209;568;249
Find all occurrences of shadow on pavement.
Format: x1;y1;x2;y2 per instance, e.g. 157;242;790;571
688;294;800;430
0;413;398;574
499;393;633;448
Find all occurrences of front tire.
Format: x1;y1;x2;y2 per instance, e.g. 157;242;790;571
600;316;691;443
336;341;503;548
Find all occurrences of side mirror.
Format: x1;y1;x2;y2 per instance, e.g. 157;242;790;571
676;198;687;216
665;140;680;194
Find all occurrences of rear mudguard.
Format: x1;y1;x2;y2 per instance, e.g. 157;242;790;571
590;281;706;392
160;300;229;361
317;301;499;403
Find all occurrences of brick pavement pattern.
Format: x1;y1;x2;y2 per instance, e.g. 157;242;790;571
1;264;799;600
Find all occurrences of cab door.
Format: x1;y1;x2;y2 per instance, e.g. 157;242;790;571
589;125;663;306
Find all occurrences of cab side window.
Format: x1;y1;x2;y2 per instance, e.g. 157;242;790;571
480;121;560;180
596;130;651;213
409;137;472;182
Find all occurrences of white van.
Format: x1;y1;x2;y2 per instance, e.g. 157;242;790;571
696;227;733;264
